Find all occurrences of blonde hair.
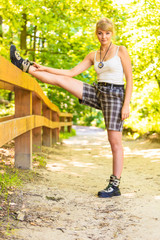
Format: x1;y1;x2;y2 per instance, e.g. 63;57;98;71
95;18;114;35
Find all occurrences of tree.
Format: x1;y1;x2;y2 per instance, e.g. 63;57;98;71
0;16;2;38
116;0;160;134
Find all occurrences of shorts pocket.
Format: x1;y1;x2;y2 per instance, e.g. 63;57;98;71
110;89;124;101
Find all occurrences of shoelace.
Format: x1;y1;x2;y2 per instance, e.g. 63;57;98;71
103;184;114;192
23;59;30;65
15;51;22;60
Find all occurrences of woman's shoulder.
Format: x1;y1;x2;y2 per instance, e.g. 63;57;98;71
88;51;97;57
118;45;128;53
86;51;97;64
117;45;130;62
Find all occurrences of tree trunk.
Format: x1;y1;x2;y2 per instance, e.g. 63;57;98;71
155;75;160;90
0;16;3;39
20;13;27;50
42;38;45;48
8;92;13;101
33;26;37;61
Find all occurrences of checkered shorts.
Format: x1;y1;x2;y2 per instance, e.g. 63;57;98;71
79;82;125;131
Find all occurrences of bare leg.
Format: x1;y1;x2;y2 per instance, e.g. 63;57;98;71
107;130;123;179
28;66;83;99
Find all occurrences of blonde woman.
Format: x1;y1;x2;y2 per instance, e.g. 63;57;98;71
10;18;133;198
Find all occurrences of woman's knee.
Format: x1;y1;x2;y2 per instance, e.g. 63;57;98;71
108;131;123;151
109;141;122;152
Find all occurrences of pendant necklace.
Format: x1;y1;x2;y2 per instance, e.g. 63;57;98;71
98;42;112;69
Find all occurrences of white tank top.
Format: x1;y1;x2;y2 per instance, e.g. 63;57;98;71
94;46;124;85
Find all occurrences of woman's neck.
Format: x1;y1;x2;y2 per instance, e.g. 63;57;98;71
100;42;112;51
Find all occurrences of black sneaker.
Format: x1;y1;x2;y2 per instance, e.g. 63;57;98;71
10;45;31;72
98;175;121;198
98;184;121;198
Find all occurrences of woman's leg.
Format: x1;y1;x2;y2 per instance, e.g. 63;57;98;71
107;130;123;179
10;45;83;99
98;130;123;198
29;66;83;99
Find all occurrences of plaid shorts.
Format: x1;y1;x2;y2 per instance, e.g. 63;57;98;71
79;82;125;131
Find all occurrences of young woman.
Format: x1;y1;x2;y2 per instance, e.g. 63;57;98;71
10;18;133;198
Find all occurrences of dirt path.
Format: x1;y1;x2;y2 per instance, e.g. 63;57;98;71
7;126;160;240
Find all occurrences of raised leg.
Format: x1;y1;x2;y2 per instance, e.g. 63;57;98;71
28;66;83;99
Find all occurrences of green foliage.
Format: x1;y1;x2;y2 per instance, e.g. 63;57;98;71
0;0;123;126
118;0;160;135
124;80;160;135
60;128;76;140
0;103;14;117
0;169;21;198
33;155;47;168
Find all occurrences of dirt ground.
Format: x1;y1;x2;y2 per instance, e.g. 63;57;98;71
1;125;160;240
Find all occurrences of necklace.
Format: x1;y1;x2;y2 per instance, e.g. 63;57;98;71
98;42;112;69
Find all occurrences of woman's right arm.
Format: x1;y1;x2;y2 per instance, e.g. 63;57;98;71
33;52;94;77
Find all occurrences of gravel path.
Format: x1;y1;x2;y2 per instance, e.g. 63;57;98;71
5;126;160;240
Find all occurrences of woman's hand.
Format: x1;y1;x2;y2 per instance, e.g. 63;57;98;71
33;63;47;71
121;104;130;120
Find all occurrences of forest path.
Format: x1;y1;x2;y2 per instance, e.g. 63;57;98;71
10;126;160;240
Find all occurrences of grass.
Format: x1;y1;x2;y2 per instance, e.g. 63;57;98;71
0;166;42;199
33;154;47;168
0;167;22;238
60;128;76;141
0;168;22;199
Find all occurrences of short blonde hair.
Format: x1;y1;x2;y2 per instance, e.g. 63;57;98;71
96;18;114;35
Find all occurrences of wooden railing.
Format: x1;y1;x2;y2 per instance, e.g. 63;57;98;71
0;56;73;169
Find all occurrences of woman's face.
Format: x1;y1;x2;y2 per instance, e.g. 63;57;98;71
97;28;113;46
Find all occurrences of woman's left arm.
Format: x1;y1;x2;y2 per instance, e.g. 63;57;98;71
119;46;133;121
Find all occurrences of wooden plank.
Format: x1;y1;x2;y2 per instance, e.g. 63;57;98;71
59;122;72;127
0;115;60;147
0;80;14;91
59;112;73;117
0;115;14;122
32;93;42;152
0;116;33;147
34;116;60;129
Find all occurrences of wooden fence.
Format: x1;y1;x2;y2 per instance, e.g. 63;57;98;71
0;56;73;169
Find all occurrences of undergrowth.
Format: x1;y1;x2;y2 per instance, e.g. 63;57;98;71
60;128;76;141
0;168;22;199
33;154;47;168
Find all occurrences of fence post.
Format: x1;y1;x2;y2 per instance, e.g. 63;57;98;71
32;93;42;152
52;111;59;144
42;104;52;147
60;117;65;133
14;88;32;169
67;117;72;133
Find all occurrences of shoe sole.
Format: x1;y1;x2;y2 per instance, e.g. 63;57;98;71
10;44;16;62
98;191;121;198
